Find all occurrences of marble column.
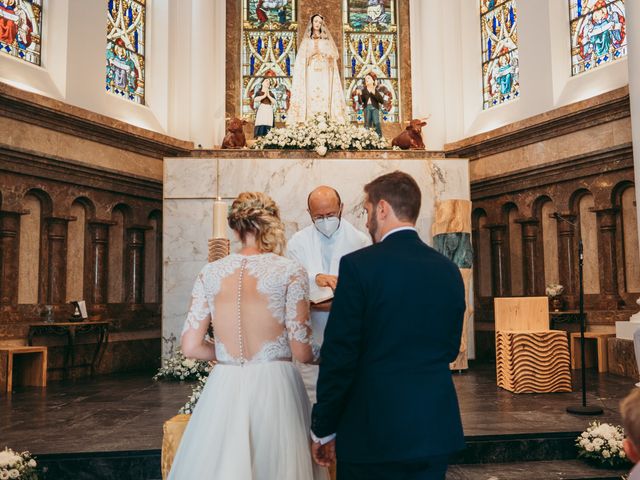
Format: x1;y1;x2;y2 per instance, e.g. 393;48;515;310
0;212;21;306
43;217;69;304
518;218;544;296
594;208;623;309
555;214;578;310
627;0;640;258
487;224;510;297
88;222;110;308
125;228;145;305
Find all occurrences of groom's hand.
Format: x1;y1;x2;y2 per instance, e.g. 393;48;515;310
311;439;336;467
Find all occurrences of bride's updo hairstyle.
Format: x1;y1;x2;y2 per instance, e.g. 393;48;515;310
227;192;286;255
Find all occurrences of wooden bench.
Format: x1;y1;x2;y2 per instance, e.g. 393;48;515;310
0;346;48;393
570;332;615;373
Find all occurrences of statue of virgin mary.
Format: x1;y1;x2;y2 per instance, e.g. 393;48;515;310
286;14;348;125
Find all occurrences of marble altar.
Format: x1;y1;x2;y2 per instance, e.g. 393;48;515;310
162;152;473;358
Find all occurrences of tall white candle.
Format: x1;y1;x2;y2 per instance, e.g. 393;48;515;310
212;200;227;239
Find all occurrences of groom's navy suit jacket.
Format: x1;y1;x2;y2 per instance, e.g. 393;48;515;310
311;229;466;463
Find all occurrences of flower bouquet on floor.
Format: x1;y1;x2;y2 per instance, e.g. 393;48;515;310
154;335;213;382
253;112;389;155
0;448;39;480
576;421;631;468
178;375;207;415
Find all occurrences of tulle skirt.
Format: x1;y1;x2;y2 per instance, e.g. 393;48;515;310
168;361;329;480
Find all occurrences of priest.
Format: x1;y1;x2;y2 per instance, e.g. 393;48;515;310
287;186;370;402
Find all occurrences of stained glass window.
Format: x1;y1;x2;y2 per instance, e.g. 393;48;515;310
106;0;145;104
570;0;626;76
480;0;519;110
0;0;43;66
343;0;399;123
241;0;297;122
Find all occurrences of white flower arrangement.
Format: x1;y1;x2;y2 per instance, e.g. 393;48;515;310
576;421;630;468
545;283;564;297
179;375;208;415
253;113;389;155
154;336;212;382
0;448;39;480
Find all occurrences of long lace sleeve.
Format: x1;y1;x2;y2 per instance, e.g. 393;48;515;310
181;271;211;336
181;268;216;361
285;263;315;362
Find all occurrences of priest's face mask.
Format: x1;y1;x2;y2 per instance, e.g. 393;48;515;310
311;206;342;238
309;195;343;239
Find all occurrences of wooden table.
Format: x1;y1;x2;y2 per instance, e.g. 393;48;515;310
570;332;615;373
28;321;110;377
0;346;47;393
549;311;583;334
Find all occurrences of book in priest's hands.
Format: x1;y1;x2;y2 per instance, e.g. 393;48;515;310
309;286;334;305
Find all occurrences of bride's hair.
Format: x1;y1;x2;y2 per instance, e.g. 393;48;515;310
227;192;286;255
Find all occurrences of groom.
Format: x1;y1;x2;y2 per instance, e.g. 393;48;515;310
311;171;466;479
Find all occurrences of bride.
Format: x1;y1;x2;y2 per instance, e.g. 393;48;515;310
168;192;328;480
287;14;348;125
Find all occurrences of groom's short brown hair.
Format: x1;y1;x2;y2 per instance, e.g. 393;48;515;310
364;171;421;223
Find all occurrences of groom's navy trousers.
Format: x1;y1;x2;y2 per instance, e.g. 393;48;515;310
312;230;466;479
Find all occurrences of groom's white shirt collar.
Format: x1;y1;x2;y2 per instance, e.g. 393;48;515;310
381;226;417;242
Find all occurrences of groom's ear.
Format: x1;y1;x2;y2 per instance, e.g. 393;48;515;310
378;199;391;220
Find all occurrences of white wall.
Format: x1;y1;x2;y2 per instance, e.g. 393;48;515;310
2;1;629;149
410;0;629;148
0;0;226;147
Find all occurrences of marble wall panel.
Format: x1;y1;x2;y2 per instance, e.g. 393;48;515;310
163;199;216;263
163;156;471;346
66;203;86;302
0;117;164;181
470;118;632;182
17;195;40;304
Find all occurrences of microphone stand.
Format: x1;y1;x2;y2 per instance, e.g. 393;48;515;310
553;213;603;415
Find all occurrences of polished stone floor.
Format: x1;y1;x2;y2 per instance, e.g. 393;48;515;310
0;363;635;454
0;363;636;478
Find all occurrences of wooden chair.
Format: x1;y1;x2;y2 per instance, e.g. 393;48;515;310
0;346;48;393
494;297;571;393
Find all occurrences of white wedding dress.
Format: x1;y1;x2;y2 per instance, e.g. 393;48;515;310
168;253;329;480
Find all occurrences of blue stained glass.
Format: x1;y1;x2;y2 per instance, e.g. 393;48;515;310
343;0;400;123
481;0;519;109
0;0;43;66
569;0;626;76
241;0;297;122
106;0;145;104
